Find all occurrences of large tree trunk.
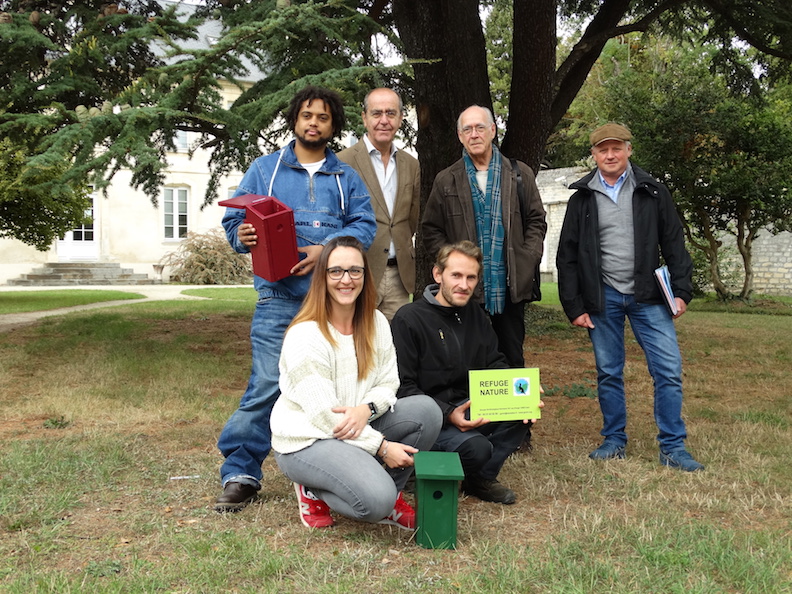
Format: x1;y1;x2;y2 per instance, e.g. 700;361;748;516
503;0;633;171
392;0;492;290
392;0;642;288
500;0;556;172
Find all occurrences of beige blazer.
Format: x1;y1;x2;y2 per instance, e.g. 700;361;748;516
337;139;420;293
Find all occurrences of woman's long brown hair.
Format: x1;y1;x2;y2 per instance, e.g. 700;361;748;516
288;236;377;380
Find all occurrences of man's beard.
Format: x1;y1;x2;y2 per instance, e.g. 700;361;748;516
295;131;330;150
440;284;470;308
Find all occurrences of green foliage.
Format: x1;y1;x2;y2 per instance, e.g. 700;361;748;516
688;235;743;298
159;228;252;285
84;560;124;577
554;34;792;300
152;0;406;205
42;416;70;429
484;0;513;126
0;0;196;247
0;1;404;249
546;35;637;168
547;1;792;167
0;139;91;250
3;0;791;253
605;40;792;299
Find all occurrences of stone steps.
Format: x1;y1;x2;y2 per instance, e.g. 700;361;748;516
7;263;156;286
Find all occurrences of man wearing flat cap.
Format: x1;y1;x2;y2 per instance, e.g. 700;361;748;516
556;123;704;472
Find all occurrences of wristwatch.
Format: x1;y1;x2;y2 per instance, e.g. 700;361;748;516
368;402;377;418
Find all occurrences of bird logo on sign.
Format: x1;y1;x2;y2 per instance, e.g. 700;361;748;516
514;378;529;396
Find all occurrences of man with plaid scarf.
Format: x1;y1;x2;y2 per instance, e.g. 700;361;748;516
422;104;546;375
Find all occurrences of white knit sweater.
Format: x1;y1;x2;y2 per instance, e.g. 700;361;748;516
271;310;399;455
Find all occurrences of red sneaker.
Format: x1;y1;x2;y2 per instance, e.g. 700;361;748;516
378;492;415;530
294;483;334;528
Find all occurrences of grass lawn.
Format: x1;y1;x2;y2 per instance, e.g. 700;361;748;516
0;293;790;592
0;290;145;314
182;286;258;302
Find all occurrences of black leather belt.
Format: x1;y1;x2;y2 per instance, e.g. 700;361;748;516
386;258;398;266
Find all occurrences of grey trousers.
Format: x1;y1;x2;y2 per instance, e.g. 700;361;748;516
274;395;442;522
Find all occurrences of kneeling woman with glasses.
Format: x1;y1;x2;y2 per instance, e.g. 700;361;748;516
271;236;442;529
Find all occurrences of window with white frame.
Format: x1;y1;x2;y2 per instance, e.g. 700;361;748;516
164;187;189;239
72;187;96;241
72;197;95;241
174;130;189;152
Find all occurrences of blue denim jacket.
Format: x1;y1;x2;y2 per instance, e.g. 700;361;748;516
222;141;376;300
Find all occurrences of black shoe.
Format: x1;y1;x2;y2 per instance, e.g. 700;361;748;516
462;477;516;505
214;482;258;513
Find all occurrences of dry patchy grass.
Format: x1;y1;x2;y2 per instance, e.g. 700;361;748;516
0;303;790;592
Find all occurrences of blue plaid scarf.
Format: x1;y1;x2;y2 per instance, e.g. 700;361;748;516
463;146;506;314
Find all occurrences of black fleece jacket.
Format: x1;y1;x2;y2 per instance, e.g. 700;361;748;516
391;285;508;422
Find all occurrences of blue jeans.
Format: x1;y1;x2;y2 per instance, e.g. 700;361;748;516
217;297;303;489
273;395;442;522
589;284;687;451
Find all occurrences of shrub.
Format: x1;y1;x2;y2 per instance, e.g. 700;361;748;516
160;228;252;285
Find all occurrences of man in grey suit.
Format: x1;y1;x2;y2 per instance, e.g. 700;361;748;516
338;88;420;321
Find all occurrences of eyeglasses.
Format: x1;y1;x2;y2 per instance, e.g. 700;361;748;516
460;124;490;136
326;266;365;280
367;109;400;120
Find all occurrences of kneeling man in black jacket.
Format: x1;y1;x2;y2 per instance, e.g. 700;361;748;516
391;240;539;504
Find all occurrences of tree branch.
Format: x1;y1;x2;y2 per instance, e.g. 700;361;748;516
550;0;688;127
704;0;792;60
555;0;684;89
368;0;390;22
